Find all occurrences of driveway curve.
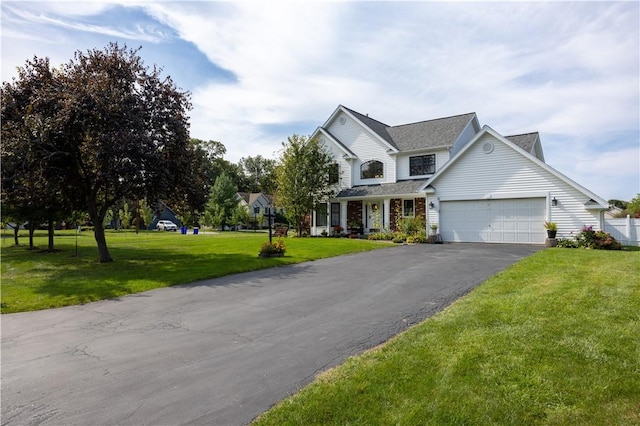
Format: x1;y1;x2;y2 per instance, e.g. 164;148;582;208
1;243;541;425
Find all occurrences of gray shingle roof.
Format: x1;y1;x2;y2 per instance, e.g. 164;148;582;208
336;179;429;198
505;132;539;153
342;106;476;152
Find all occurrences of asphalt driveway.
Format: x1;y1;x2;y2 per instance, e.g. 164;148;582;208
1;243;541;425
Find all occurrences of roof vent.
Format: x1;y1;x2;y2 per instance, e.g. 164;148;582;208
339;116;346;125
482;142;494;154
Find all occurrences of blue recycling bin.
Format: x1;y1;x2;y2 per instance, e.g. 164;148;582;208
181;226;187;234
193;228;199;235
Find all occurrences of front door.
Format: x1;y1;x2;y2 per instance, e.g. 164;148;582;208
366;201;383;232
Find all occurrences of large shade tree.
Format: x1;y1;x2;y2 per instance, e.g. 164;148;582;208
239;155;277;194
275;134;337;236
1;56;75;250
1;43;202;262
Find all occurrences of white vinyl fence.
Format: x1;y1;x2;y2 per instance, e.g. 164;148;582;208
603;216;640;246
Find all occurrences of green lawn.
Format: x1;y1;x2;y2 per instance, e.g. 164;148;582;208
253;248;640;425
0;229;388;313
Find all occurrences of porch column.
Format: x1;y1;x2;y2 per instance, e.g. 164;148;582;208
383;199;391;231
341;200;348;229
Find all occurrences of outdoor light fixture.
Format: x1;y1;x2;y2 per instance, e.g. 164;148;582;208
429;202;435;209
552;197;558;206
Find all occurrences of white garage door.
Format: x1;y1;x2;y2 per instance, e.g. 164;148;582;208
440;198;546;244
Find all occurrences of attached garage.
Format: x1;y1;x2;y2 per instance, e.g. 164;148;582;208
440;198;546;244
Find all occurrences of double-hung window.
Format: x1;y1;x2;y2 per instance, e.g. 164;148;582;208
330;203;341;227
403;199;414;217
316;203;328;227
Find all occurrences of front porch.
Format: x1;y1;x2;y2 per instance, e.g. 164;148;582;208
310;197;427;236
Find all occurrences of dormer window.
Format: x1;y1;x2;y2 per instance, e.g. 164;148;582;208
361;160;383;179
410;154;435;176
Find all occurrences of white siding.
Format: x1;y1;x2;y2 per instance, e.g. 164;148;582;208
320;138;352;189
326;112;395;185
396;150;450;181
432;134;601;239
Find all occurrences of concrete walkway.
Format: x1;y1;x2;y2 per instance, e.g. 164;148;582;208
1;243;541;425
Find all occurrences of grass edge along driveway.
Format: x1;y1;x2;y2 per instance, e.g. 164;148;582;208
253;248;640;426
0;230;388;313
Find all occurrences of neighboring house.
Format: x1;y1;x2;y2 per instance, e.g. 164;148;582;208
237;192;277;228
309;104;608;243
150;201;182;230
605;205;624;219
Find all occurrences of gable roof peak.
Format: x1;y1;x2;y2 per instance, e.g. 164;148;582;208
340;105;390;128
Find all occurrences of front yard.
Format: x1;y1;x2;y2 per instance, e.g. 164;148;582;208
254;248;640;425
0;230;388;313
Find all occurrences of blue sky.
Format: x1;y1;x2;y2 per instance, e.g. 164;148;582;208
2;1;638;201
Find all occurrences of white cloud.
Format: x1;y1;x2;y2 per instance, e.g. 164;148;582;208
2;1;638;200
548;145;640;201
147;1;640;200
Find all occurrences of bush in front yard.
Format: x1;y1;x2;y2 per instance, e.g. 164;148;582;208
558;226;621;250
259;239;286;256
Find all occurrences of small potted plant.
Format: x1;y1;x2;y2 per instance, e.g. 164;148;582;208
544;221;557;238
347;220;363;235
429;223;439;235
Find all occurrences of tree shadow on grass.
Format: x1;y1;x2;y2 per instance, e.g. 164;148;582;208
11;243;318;312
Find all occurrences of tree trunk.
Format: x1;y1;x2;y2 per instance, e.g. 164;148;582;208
297;217;303;237
47;219;55;252
93;224;113;263
87;203;113;262
13;226;19;246
28;222;35;249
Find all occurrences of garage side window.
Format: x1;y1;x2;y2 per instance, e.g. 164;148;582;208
409;154;435;176
361;160;383;179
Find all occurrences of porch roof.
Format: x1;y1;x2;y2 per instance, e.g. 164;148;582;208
336;179;428;199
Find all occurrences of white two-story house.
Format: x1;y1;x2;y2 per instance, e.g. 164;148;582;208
310;104;609;244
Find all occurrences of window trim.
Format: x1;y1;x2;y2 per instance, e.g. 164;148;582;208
361;160;384;179
409;154;436;176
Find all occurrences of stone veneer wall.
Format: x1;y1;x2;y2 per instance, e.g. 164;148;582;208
390;199;401;231
415;197;426;220
347;201;363;228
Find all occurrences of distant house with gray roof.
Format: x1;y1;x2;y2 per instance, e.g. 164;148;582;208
309;104;608;243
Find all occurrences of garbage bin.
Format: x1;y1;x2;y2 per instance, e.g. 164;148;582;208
181;226;187;234
193;228;199;235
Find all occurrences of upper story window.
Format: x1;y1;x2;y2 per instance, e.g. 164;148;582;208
361;160;383;179
328;163;340;185
409;154;436;176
